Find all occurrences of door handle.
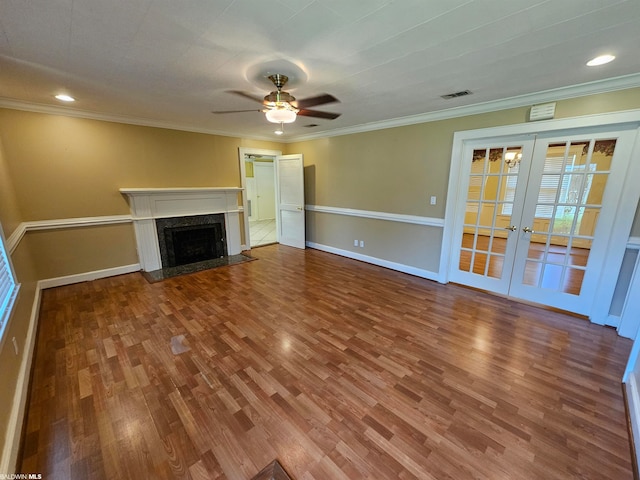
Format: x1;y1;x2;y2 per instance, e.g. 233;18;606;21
505;225;517;231
523;227;534;233
296;206;303;211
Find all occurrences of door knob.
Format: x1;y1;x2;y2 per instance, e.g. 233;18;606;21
505;225;517;231
523;227;534;233
296;206;303;211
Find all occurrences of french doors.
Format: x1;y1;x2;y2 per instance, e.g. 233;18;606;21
449;125;637;315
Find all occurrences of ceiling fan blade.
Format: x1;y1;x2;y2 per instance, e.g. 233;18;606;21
297;109;341;120
211;109;262;114
294;93;339;109
228;90;265;103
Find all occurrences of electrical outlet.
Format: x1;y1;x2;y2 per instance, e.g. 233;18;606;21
359;240;365;248
354;239;358;247
12;337;19;356
430;195;437;205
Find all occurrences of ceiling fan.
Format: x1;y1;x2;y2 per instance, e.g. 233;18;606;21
212;74;341;124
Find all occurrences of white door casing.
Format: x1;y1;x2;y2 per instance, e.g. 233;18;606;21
276;154;306;249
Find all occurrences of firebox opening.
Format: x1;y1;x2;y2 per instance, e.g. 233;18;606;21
168;224;222;266
156;214;227;268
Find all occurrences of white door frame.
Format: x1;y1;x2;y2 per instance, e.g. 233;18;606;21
238;147;282;250
441;109;640;325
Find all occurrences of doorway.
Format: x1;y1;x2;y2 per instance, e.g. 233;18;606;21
244;154;277;247
443;114;640;323
238;147;307;251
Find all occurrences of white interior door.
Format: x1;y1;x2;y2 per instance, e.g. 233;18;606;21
276;154;305;249
449;125;638;316
449;136;535;294
254;162;276;220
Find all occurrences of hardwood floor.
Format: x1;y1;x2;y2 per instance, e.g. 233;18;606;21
20;244;633;479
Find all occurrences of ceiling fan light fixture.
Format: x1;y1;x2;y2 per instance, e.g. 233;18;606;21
265;106;297;123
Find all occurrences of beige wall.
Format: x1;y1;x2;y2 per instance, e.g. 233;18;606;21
24;225;139;280
0;138;23;234
0;110;281;220
0;110;282;467
288;87;640;270
307;212;442;272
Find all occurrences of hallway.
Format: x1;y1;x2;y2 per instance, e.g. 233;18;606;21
249;219;276;247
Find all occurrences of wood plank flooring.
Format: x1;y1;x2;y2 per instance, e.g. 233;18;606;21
20;244;634;479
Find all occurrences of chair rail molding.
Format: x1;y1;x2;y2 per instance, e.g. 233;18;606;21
305;204;444;227
6;215;133;254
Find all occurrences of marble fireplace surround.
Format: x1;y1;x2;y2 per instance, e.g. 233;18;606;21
120;187;243;272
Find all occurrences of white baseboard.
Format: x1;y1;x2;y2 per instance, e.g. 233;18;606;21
0;285;42;474
38;263;141;289
306;241;439;282
625;375;640;475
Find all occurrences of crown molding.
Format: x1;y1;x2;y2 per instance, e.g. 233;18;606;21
1;73;640;143
0;98;278;142
285;73;640;142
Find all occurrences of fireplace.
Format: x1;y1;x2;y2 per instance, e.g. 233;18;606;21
120;187;243;272
156;214;227;268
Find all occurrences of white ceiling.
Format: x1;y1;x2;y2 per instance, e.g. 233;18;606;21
1;0;640;141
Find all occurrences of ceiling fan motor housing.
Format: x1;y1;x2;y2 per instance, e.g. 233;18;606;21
264;91;296;104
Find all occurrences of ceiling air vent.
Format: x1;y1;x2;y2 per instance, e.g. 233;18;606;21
441;90;472;99
304;124;319;128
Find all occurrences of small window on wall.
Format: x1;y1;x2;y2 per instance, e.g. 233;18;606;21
0;222;20;344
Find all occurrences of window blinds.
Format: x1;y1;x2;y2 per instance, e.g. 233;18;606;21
0;224;19;342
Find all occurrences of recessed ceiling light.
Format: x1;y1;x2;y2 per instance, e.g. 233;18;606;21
55;94;75;102
586;54;615;67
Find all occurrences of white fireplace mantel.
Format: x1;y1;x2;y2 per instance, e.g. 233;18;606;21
120;187;243;272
